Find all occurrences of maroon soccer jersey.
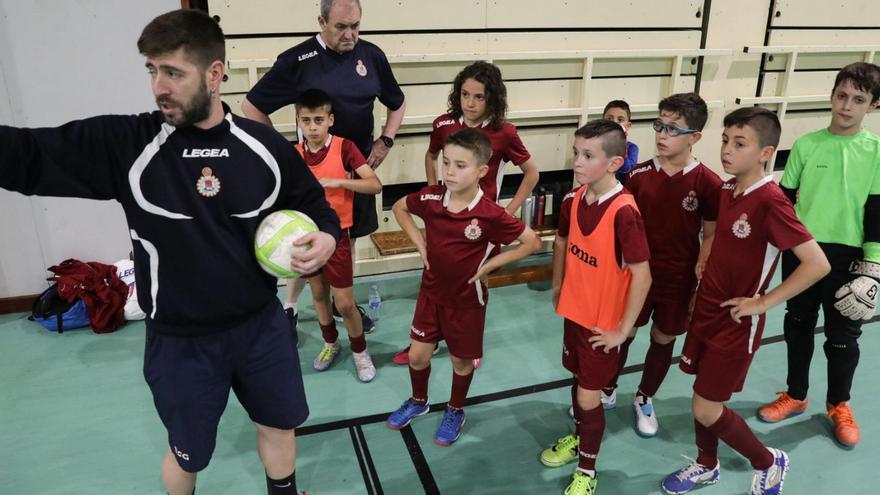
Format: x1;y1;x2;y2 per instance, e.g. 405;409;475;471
557;183;650;267
428;114;531;202
406;185;526;307
690;176;813;354
626;158;722;300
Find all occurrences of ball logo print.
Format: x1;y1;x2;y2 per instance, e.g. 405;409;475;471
732;213;751;239
464;219;482;240
196;166;221;197
254;210;319;278
681;190;699;212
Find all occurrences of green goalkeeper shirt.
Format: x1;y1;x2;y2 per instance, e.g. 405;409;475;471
780;128;880;262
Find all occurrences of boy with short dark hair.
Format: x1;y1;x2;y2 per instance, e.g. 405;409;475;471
386;128;540;445
602;99;640;182
294;88;382;382
603;93;722;437
661;106;830;495
757;62;880;449
540;119;652;495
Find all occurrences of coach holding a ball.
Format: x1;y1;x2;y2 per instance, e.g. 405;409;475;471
0;10;334;495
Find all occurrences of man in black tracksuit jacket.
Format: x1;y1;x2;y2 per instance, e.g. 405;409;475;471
0;10;334;495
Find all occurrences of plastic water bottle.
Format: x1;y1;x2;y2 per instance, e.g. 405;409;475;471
367;284;382;323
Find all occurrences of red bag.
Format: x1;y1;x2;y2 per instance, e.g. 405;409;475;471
47;259;128;333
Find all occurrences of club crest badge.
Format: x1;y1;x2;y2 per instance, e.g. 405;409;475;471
355;59;367;77
196;167;221;197
732;213;751;239
464;219;482;240
682;190;699;212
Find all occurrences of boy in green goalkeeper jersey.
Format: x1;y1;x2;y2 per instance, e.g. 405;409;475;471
757;62;880;449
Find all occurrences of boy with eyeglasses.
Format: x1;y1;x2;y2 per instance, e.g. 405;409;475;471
603;93;722;437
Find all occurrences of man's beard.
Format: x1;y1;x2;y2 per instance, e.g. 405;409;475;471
156;83;212;127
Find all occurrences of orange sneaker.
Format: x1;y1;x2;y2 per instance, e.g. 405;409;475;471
757;392;808;423
827;401;860;448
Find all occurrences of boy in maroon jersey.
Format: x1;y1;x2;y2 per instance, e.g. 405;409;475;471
604;93;723;437
386;128;540;445
661;107;829;495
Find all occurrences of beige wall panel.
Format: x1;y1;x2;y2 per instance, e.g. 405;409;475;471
485;0;702;29
227;34;489;60
772;0;880;27
759;71;837;97
763;52;868;72
767;29;880;46
776;111;880;151
486;31;700;52
212;0;487;35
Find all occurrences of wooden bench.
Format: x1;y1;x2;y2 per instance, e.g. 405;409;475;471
369;225;556;288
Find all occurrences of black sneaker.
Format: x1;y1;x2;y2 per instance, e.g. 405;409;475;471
358;306;376;334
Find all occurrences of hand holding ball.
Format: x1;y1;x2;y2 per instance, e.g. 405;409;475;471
254;210;319;278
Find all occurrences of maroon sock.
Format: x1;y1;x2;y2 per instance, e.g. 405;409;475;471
349;333;366;353
638;339;675;397
410;364;431;403
575;404;605;472
448;370;474;409
695;419;719;468
707;406;773;469
603;337;634;391
319;322;338;344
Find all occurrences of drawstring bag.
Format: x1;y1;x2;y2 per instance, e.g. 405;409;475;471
28;284;90;333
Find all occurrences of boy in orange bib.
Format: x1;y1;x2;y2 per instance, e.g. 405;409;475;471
540;120;652;495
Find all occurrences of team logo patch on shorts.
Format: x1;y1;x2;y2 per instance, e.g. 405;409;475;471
464;219;482;240
682;190;699;211
196;167;221;197
732;213;751;239
356;59;367;77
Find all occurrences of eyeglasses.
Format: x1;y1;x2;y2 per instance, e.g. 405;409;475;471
652;119;699;137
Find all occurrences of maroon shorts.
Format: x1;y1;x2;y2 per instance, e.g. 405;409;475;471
635;295;692;336
410;292;486;359
562;319;623;390
679;333;755;402
303;229;353;288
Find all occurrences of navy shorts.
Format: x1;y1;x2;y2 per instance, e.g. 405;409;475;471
143;300;308;472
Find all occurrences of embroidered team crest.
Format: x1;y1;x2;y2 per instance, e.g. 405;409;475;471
682;190;699;212
464;219;482;240
196;167;221;197
732;213;751;239
355;59;367;77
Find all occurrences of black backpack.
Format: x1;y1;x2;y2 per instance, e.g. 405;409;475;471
28;284;89;333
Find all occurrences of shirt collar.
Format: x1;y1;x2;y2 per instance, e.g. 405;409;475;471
443;187;484;211
457;115;492;128
582;181;623;205
740;175;775;196
651;157;701;175
315;33;327;50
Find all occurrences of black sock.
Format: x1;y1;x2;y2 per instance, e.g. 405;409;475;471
267;470;297;494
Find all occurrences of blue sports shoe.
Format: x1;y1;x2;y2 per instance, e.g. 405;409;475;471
435;407;466;446
386;399;430;430
661;456;720;494
750;448;789;495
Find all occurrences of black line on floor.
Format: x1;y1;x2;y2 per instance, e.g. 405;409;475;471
300;316;880;437
348;426;375;495
400;425;441;495
356;425;385;495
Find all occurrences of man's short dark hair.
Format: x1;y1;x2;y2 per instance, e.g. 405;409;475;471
658;92;708;131
723;107;782;149
833;62;880;103
445;128;492;165
603;100;631;120
574;119;627;158
137;9;225;70
295;88;333;113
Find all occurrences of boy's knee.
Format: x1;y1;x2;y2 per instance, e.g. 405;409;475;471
650;325;676;344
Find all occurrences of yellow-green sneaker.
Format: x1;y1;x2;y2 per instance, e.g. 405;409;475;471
540;434;579;467
564;471;597;495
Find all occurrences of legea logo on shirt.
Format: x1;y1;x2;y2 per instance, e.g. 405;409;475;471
421;193;442;201
436;119;455;128
298;50;318;61
183;148;229;158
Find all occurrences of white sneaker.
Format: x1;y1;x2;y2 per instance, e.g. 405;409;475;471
313;340;341;371
353;349;377;382
633;395;659;437
567;388;618;419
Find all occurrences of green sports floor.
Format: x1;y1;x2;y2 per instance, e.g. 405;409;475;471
3;260;880;494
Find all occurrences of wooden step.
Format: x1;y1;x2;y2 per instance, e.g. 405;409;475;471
370;225;557;257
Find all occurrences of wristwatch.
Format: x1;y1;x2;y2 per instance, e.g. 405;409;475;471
379;135;394;148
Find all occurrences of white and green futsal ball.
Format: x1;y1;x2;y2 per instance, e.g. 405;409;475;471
254;210;319;278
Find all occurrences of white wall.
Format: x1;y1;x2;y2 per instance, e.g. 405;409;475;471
0;0;179;297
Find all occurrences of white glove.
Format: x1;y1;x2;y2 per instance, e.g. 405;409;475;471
834;259;880;321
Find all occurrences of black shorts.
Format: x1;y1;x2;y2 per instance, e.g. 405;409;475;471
143;299;308;472
350;193;378;239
